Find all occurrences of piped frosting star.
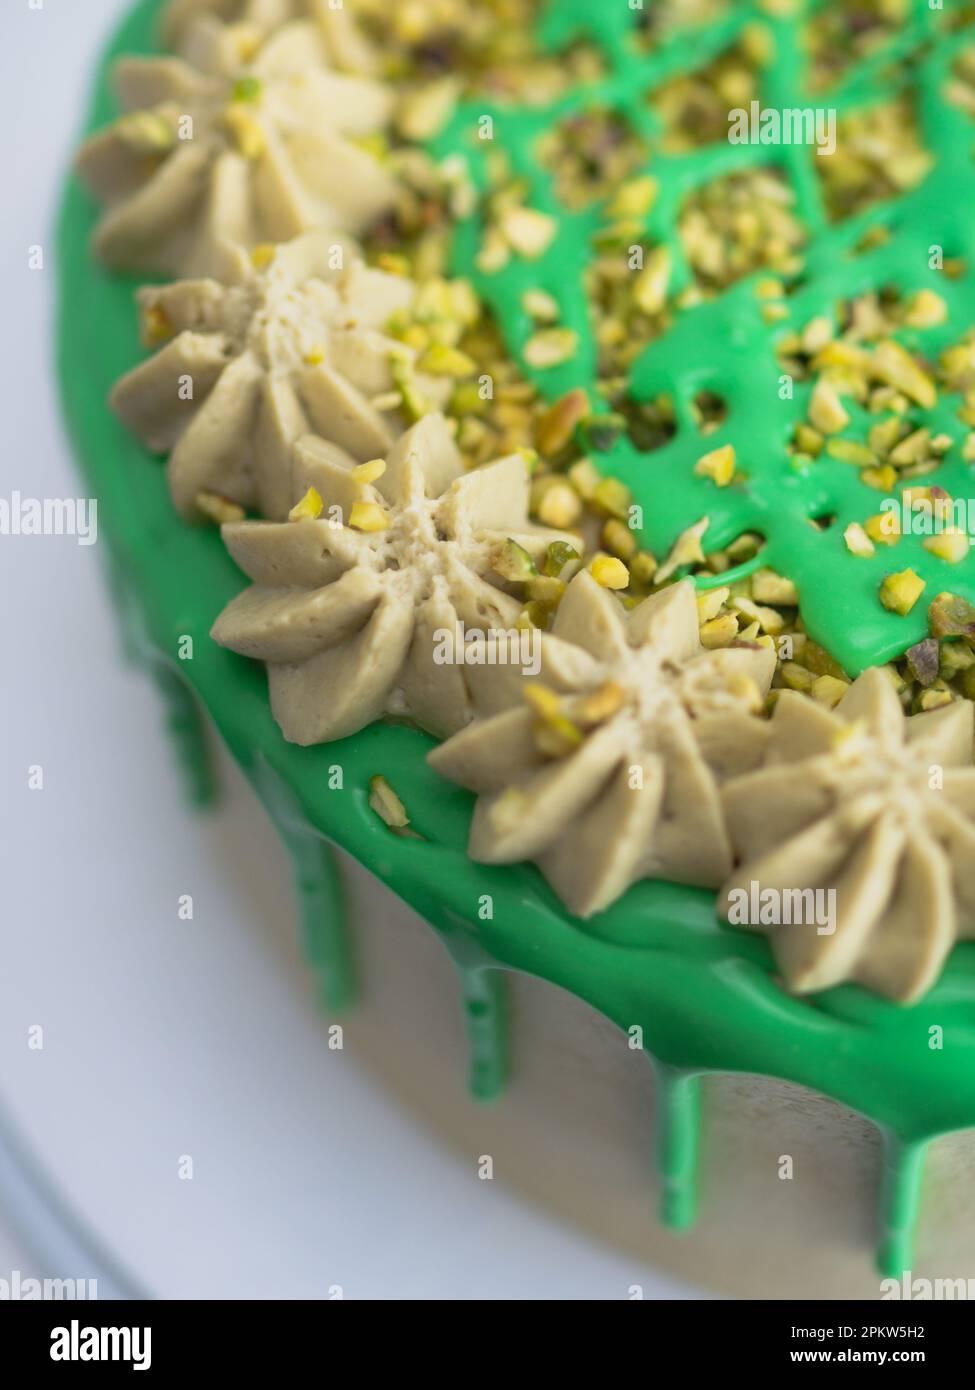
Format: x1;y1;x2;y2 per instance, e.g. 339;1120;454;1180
76;19;396;276
719;667;975;1002
210;415;572;743
428;572;776;917
162;0;377;78
110;233;453;521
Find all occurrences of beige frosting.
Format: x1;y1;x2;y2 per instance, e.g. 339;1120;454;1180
76;20;396;276
719;667;975;1002
109;233;456;521
162;0;377;76
429;574;776;917
210;416;572;743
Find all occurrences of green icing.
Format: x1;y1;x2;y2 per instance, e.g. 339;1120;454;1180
428;0;975;675
58;0;975;1281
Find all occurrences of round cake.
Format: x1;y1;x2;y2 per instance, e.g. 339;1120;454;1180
60;0;975;1299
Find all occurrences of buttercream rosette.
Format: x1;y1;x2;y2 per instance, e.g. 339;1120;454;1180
110;233;452;521
162;0;377;76
719;668;975;1003
210;414;573;743
76;18;396;277
428;573;776;917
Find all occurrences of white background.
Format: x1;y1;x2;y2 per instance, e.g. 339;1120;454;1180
0;0;696;1298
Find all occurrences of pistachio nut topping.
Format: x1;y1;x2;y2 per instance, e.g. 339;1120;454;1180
210;414;573;743
429;572;776;918
76;19;396;276
720;667;975;1003
110;233;450;521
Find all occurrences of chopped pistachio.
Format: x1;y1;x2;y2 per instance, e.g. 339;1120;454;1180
872;339;936;409
369;775;410;831
656;517;709;582
348;501;390;532
629;550;659;585
575;681;626;726
700;613;739;648
250;243;276;271
903;289;947;329
694;442;736;486
524;327;578;368
419;344;476;377
844;521;876;557
526;575;566;605
580;478;627;527
114;110;175;154
589;554;629;589
493;538;538;584
924;531;970;564
751;569;798;605
793;422;823;457
583;413;626;453
697;586;730;623
500;206;558;260
535;479;582;529
879;568;925;616
223;105;266;159
929;592;975;639
351;458;387;487
811;674;849;709
141;303;173;347
865;512;900;546
889;427;930;467
808;378;849;435
232;75;263;103
861;464;897;492
536;387;589;456
602;517;637;561
196;491;245;524
632;246;672;315
288;487;323;522
544;540;579;577
396;77;459;140
780;660;814;693
606;175;658;220
567;456;602;500
826;438;876;467
521;288;560;322
905;638;940;687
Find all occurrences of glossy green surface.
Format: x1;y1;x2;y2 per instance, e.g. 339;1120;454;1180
430;0;975;675
57;0;975;1277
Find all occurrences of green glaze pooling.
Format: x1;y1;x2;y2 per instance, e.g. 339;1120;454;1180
58;0;975;1280
428;0;975;675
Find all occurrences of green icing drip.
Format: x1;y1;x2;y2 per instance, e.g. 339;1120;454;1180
878;1136;930;1280
428;0;975;675
251;757;357;1013
58;0;975;1281
651;1063;701;1231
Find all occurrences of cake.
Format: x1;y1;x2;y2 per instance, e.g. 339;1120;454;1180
59;0;975;1298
